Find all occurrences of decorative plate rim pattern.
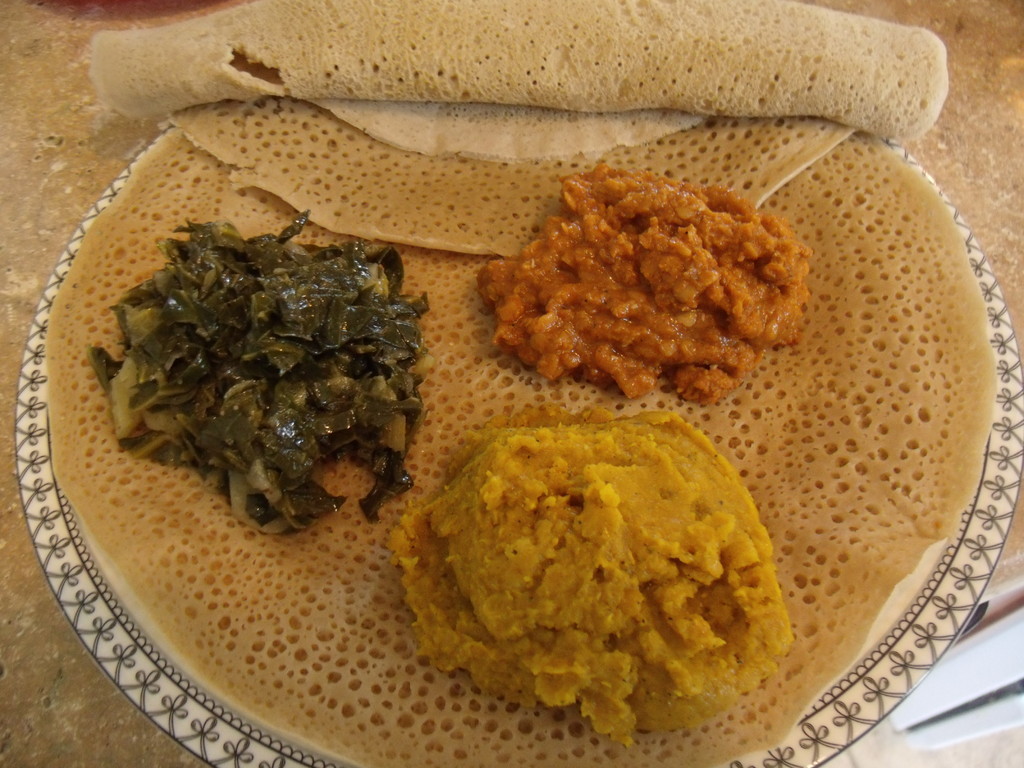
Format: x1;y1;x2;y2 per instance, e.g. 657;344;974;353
15;139;1022;768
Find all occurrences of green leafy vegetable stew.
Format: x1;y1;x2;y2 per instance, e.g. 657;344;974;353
89;213;431;531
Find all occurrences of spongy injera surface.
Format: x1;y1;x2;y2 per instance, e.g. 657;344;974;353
90;0;947;138
46;128;993;768
172;98;852;255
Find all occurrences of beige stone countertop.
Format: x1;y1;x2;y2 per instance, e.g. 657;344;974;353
1;1;1022;766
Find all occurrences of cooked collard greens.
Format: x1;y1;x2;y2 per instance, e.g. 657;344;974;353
89;213;430;530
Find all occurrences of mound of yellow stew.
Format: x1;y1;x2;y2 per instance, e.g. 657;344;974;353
390;407;793;745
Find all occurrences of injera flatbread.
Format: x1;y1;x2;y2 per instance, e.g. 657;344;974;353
315;101;705;162
89;0;947;138
46;124;994;767
172;97;852;255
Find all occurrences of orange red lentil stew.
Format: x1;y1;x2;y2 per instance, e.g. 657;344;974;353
476;164;813;404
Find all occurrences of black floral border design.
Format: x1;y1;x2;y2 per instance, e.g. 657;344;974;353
15;141;1021;768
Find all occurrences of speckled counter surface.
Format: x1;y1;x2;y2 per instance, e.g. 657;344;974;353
1;1;1022;766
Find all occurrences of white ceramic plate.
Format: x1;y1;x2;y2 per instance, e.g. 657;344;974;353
15;140;1023;768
